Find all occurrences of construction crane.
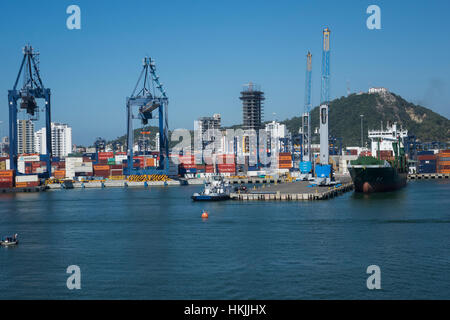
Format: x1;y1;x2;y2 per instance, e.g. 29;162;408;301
8;45;52;177
125;57;169;175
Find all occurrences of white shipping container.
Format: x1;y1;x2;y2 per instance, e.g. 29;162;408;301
35;168;45;174
115;155;127;163
17;161;25;174
16;175;39;183
74;166;93;173
66;157;83;164
18;155;40;162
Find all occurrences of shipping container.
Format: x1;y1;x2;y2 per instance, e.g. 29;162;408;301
0;170;14;177
16;175;39;183
418;151;434;156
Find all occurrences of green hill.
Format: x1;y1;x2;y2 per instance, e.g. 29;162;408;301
282;91;450;146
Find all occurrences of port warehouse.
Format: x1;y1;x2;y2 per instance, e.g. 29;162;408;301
1;148;450;189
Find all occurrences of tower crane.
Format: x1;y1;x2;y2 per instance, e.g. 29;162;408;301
125;57;169;175
8;45;52;177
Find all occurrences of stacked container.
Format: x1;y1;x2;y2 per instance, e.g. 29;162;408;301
278;152;292;169
377;150;394;161
178;155;196;174
217;154;235;174
15;175;39;188
437;150;450;174
417;151;437;174
0;170;14;188
93;165;110;178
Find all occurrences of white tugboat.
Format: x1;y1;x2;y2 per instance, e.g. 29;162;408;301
192;175;232;201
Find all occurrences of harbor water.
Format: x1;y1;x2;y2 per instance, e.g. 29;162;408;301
0;180;449;299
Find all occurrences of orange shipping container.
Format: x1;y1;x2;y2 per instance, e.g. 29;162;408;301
93;165;110;170
0;170;14;177
145;158;156;167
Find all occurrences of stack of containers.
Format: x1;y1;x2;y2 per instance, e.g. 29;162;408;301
74;161;93;177
115;152;128;166
377;150;394;161
0;157;9;170
360;150;372;157
278;152;293;169
52;160;66;178
98;152;114;164
110;164;123;177
217;154;235;174
17;154;40;174
0;170;14;188
417;151;436;174
133;156;145;168
178;155;196;174
54;170;66;179
437;150;450;174
93;165;110;178
145;156;157;168
15;175;39;188
196;164;206;173
65;157;83;179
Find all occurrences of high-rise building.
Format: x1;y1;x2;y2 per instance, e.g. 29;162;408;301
34;123;72;157
34;127;47;155
51;123;72;158
240;83;264;131
17;119;35;154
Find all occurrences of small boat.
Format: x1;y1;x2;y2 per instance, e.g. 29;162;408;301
192;175;232;201
1;234;19;246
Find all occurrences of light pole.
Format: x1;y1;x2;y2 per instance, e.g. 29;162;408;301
360;115;364;148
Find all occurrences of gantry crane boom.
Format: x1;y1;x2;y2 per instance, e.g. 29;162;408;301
302;52;312;162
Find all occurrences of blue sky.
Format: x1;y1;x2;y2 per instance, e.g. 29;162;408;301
0;0;449;145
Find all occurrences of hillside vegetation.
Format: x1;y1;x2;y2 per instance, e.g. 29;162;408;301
282;91;449;146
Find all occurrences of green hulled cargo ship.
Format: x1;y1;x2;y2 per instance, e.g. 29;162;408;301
348;140;408;193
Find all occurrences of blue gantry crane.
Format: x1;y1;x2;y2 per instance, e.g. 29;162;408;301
125;57;169;175
8;45;52;177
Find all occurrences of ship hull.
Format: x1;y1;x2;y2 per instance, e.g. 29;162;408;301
191;194;230;201
348;166;407;193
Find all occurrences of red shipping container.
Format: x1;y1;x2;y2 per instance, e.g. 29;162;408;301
110;169;123;176
418;155;436;161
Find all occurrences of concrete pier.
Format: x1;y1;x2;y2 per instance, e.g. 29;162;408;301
408;173;449;180
47;179;181;190
230;180;354;201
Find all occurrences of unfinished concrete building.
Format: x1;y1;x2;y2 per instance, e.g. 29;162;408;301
240;82;264;131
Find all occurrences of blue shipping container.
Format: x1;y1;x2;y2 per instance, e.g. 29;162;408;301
315;164;331;178
418;151;434;155
299;161;312;174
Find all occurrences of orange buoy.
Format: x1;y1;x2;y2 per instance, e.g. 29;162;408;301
201;211;208;219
